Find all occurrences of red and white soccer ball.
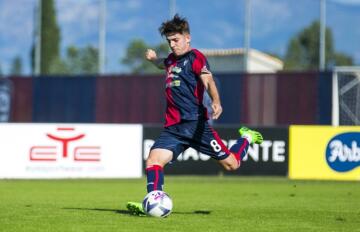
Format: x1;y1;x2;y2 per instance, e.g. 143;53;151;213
142;190;173;218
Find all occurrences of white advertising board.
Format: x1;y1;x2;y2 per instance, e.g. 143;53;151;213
0;123;143;178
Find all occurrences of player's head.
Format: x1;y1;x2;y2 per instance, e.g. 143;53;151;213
159;14;191;56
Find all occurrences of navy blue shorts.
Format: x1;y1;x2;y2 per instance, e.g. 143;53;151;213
151;120;230;161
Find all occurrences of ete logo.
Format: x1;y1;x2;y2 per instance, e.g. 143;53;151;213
325;132;360;172
29;127;101;162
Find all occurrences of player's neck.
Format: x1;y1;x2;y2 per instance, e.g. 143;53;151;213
174;47;192;58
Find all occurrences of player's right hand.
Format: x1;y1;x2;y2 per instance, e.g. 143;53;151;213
211;102;223;120
145;49;157;61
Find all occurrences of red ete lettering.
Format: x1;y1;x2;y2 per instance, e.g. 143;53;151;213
46;134;85;158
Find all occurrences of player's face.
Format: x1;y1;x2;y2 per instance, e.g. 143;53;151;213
166;33;191;56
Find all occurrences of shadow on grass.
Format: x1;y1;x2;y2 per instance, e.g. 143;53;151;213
63;207;133;215
173;210;211;215
62;207;211;216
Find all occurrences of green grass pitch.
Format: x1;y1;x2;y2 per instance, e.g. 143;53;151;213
0;177;359;232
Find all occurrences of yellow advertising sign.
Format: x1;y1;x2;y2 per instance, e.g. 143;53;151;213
289;126;360;181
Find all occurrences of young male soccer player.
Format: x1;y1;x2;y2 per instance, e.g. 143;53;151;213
127;14;263;215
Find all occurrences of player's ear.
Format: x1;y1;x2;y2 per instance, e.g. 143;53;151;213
185;33;191;44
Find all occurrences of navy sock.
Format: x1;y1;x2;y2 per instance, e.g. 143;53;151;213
229;138;250;161
145;165;164;193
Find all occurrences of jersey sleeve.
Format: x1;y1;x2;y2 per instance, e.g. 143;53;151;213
164;53;176;70
192;50;211;76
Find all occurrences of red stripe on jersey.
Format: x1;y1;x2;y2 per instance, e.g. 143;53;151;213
192;49;208;119
165;98;181;127
194;79;205;104
192;49;207;76
164;56;181;127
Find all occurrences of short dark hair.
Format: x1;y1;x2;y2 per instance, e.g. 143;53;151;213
159;14;190;36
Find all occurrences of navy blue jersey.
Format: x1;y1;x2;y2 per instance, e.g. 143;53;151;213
163;49;210;127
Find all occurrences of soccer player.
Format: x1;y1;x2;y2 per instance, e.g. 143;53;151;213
127;14;263;216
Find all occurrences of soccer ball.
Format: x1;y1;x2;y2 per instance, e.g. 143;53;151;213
142;190;173;218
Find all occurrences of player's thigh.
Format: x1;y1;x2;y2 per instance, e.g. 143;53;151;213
146;148;173;167
196;123;229;160
150;127;187;163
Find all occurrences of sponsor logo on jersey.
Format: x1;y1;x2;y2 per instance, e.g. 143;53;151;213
171;66;182;74
325;132;360;172
166;80;181;88
168;73;179;79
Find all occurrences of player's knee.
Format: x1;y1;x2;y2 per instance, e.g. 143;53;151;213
146;155;161;167
222;164;236;171
227;162;240;171
222;164;232;171
219;159;240;171
146;149;173;168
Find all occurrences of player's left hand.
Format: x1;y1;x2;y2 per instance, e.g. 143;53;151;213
145;49;157;61
211;103;222;120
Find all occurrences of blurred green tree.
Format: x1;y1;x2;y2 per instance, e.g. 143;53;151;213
284;21;353;70
31;0;61;75
121;39;169;74
332;52;353;66
10;56;23;75
50;45;99;75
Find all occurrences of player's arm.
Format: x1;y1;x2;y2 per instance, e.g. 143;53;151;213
145;49;165;69
200;70;223;120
